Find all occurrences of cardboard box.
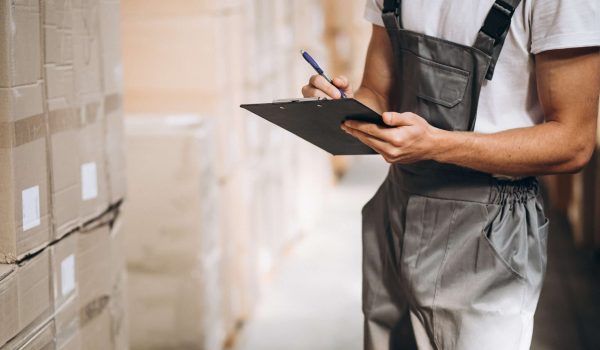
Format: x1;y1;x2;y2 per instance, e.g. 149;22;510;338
121;3;248;179
218;172;258;333
0;0;51;263
99;0;123;96
46;106;81;239
128;267;224;350
78;97;109;223
0;0;42;88
99;0;127;205
76;223;112;349
0;91;52;263
103;94;127;205
49;233;80;349
109;270;128;350
124;115;224;349
77;225;111;309
0;319;55;350
79;298;112;350
0;250;52;348
72;0;102;97
124;116;219;272
42;0;81;239
108;211;129;350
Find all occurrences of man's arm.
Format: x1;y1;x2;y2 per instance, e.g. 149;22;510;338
353;25;394;114
433;47;599;175
342;47;599;176
302;25;393;114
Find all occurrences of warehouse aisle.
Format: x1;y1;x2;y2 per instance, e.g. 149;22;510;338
234;156;389;350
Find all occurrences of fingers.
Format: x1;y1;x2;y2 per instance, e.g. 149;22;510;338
343;120;394;141
301;84;331;99
308;74;342;99
341;125;399;162
382;112;416;127
332;75;350;90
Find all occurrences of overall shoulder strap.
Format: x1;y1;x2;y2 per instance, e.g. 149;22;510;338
382;0;402;30
474;0;522;80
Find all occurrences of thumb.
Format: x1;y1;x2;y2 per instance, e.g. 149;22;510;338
382;112;414;127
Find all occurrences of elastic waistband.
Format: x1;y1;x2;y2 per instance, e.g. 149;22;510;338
388;164;539;205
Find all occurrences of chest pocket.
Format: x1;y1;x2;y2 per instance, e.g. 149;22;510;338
400;49;472;131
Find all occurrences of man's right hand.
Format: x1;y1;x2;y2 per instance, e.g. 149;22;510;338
301;75;354;99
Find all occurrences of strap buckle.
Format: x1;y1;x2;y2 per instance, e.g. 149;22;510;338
383;0;400;15
481;0;516;43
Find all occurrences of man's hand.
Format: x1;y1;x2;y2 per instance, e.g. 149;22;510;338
341;112;441;164
302;75;354;99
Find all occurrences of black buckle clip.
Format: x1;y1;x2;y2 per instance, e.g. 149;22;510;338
383;0;400;15
481;0;515;43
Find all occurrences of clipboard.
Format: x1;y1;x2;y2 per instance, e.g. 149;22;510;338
240;98;386;155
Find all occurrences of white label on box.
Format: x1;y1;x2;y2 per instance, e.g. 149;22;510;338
61;254;76;296
81;162;98;200
22;186;41;231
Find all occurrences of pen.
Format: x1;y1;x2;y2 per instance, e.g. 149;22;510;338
301;49;346;99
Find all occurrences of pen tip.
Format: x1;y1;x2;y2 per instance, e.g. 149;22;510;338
300;49;305;55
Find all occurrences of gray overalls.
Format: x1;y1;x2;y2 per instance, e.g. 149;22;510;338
362;1;549;349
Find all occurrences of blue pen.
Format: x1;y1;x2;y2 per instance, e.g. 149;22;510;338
301;49;346;99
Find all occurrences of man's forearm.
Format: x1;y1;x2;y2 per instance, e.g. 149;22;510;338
354;85;388;115
431;120;596;176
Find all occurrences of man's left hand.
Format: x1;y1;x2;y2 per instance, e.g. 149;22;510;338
341;112;441;164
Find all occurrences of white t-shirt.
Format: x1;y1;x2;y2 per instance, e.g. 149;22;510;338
364;0;600;133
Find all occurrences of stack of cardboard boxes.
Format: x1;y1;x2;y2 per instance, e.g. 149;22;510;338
0;0;127;348
121;0;338;348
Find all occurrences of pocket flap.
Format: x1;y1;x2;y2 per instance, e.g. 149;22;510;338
408;54;470;108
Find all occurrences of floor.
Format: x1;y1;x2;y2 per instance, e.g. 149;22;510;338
234;156;600;350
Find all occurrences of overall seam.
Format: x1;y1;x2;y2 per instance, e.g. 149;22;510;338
431;201;458;349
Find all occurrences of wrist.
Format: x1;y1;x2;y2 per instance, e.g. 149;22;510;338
427;127;452;162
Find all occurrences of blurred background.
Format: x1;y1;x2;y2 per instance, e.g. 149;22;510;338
0;1;598;350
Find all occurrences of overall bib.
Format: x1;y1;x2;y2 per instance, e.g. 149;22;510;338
361;1;549;349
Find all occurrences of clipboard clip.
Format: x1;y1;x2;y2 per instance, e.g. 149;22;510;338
272;97;324;103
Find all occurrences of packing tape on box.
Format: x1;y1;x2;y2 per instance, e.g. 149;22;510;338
49;108;80;135
0;114;46;148
104;94;122;115
82;102;101;126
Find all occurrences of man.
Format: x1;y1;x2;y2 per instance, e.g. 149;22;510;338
302;1;599;349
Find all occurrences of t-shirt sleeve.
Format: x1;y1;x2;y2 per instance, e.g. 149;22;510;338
530;0;600;54
364;0;384;27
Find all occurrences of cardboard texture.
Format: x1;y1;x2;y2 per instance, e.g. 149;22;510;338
79;300;111;350
124;116;224;349
120;1;246;108
49;233;80;349
99;0;127;204
76;224;112;349
128;267;224;350
109;270;128;350
0;0;42;88
77;225;111;309
78;97;109;223
103;94;127;205
71;0;110;223
98;0;123;96
0;250;52;348
0;319;55;350
124;116;219;272
218;173;258;334
42;0;81;239
0;0;51;263
72;0;102;96
121;5;247;179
